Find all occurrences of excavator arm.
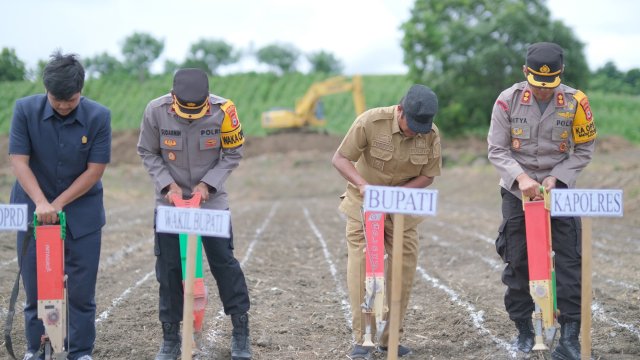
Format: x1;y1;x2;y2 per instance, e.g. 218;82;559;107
261;75;365;130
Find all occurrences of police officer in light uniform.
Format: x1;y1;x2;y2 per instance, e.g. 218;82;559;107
332;85;442;359
487;42;597;360
137;68;251;360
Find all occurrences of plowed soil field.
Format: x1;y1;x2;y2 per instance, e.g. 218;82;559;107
1;132;638;359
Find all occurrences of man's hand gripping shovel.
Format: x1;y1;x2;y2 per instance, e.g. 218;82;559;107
172;193;208;355
360;209;388;348
35;212;68;360
523;186;559;357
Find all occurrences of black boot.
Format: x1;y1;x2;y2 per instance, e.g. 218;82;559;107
552;321;581;360
231;313;252;360
155;322;181;360
514;319;534;354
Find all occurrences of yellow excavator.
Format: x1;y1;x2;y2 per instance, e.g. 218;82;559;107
261;75;366;130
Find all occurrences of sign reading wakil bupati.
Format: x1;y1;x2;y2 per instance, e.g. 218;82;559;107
363;185;438;216
0;204;28;231
551;189;624;217
156;206;230;237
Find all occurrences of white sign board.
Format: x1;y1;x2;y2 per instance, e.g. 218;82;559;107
0;204;28;231
551;189;623;217
156;206;231;237
364;185;438;216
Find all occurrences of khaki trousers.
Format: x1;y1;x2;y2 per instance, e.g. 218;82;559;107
345;214;419;346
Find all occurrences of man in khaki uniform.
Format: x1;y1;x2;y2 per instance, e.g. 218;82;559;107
487;42;596;360
332;84;442;359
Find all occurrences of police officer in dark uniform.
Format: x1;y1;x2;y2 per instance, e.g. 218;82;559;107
137;68;252;360
9;51;112;360
488;42;597;360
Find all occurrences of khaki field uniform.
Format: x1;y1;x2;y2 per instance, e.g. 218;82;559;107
337;105;441;344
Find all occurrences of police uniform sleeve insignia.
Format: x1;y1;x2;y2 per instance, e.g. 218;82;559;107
571;91;597;144
496;100;509;112
220;100;245;148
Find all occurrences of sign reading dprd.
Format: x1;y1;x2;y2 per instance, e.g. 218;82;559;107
0;204;28;231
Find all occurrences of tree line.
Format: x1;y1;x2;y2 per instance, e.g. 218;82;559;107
0;33;344;82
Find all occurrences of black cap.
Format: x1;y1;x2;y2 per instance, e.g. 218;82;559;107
172;68;210;119
402;84;438;134
526;42;563;88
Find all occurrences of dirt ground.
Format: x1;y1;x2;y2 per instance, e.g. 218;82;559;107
0;131;639;360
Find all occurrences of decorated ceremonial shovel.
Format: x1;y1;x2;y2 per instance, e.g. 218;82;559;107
361;209;388;348
523;187;559;354
172;193;208;353
35;212;68;360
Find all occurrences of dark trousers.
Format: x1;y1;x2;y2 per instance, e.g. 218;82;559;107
155;226;250;323
18;228;101;359
495;188;582;324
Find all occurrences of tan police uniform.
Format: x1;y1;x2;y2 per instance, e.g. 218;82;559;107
337;105;441;344
488;81;596;198
487;80;596;324
137;93;244;209
137;89;251;331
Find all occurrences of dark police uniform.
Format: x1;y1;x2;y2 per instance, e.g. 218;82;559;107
9;94;111;358
488;80;596;324
137;90;250;324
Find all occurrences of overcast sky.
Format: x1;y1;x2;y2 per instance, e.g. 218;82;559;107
1;0;638;75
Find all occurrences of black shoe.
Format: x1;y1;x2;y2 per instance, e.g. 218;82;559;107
552;321;581;360
348;344;373;359
378;344;413;357
514;319;534;354
155;339;181;360
231;313;252;359
155;322;181;360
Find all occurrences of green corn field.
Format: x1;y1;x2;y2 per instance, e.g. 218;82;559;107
0;73;638;143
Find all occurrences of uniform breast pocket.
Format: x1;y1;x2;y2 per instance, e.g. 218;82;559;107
510;125;530;139
69;143;91;164
510;125;531;151
196;136;220;166
369;146;392;171
160;135;185;166
551;126;571;142
409;147;429;165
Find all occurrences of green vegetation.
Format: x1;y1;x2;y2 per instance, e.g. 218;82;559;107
589;91;640;143
1;73;638;144
401;0;590;137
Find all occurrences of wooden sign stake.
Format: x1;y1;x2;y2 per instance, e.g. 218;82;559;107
387;213;405;360
581;217;593;359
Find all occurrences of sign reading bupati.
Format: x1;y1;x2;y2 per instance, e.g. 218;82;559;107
364;185;438;216
0;204;28;231
156;206;231;237
551;189;623;217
